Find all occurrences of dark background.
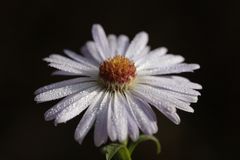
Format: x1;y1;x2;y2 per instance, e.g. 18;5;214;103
1;0;239;160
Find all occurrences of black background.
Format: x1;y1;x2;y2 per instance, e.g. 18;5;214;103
1;0;239;160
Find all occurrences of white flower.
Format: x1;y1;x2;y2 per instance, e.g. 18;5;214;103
34;24;202;147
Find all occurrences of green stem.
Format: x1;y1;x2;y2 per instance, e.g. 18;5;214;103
102;135;161;160
115;147;131;160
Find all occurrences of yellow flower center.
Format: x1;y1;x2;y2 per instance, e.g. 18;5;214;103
99;55;136;91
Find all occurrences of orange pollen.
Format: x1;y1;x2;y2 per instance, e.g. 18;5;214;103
99;55;136;84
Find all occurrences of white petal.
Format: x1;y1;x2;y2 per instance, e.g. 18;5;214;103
170;75;190;82
163;112;181;125
107;95;117;141
47;62;83;74
80;45;95;61
127;112;139;141
48;63;79;74
34;82;97;103
138;98;157;122
44;86;98;121
132;46;150;61
117;35;129;55
158;89;198;103
35;77;95;95
137;76;201;95
44;54;96;71
134;47;167;64
141;46;150;55
131;87;181;124
132;86;175;114
137;54;184;70
125;32;148;58
48;63;80;74
48;63;97;76
92;24;110;60
74;90;105;144
108;34;117;57
138;63;200;76
94;92;111;147
133;95;158;133
112;92;128;142
109;92;139;141
54;88;101;124
51;70;80;76
150;47;168;56
170;76;202;89
125;92;156;135
133;84;194;113
150;47;167;55
86;41;102;64
63;49;98;68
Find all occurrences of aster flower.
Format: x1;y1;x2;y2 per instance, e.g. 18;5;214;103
34;24;202;147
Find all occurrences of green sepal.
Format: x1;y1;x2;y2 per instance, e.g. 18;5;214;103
128;135;161;155
102;143;131;160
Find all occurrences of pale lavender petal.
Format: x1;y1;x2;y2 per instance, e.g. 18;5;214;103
80;45;95;60
131;85;176;113
125;32;148;58
170;75;190;82
131;87;181;124
169;76;202;89
137;54;184;70
108;34;117;57
74;90;105;144
51;70;79;76
112;92;128;142
136;96;157;122
138;76;201;95
158;89;198;103
135;47;168;65
107;95;117;141
125;92;156;135
35;77;96;95
127;112;139;141
63;49;98;68
54;88;101;124
86;41;102;64
165;112;181;125
48;63;97;76
115;93;139;141
34;82;97;103
48;63;79;74
44;86;99;121
92;24;110;60
133;84;194;113
94;92;111;147
138;63;200;76
44;54;96;71
132;95;158;133
117;35;129;55
132;46;150;61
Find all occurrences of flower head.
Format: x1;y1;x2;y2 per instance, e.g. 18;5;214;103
99;55;136;91
34;24;202;146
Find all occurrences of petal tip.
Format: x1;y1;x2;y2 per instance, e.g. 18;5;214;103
74;133;84;145
92;24;104;32
194;64;200;69
34;96;41;103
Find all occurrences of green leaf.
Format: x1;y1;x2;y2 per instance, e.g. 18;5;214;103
102;143;131;160
116;146;132;160
128;135;161;155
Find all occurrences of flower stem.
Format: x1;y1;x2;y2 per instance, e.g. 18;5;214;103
101;135;161;160
115;147;131;160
